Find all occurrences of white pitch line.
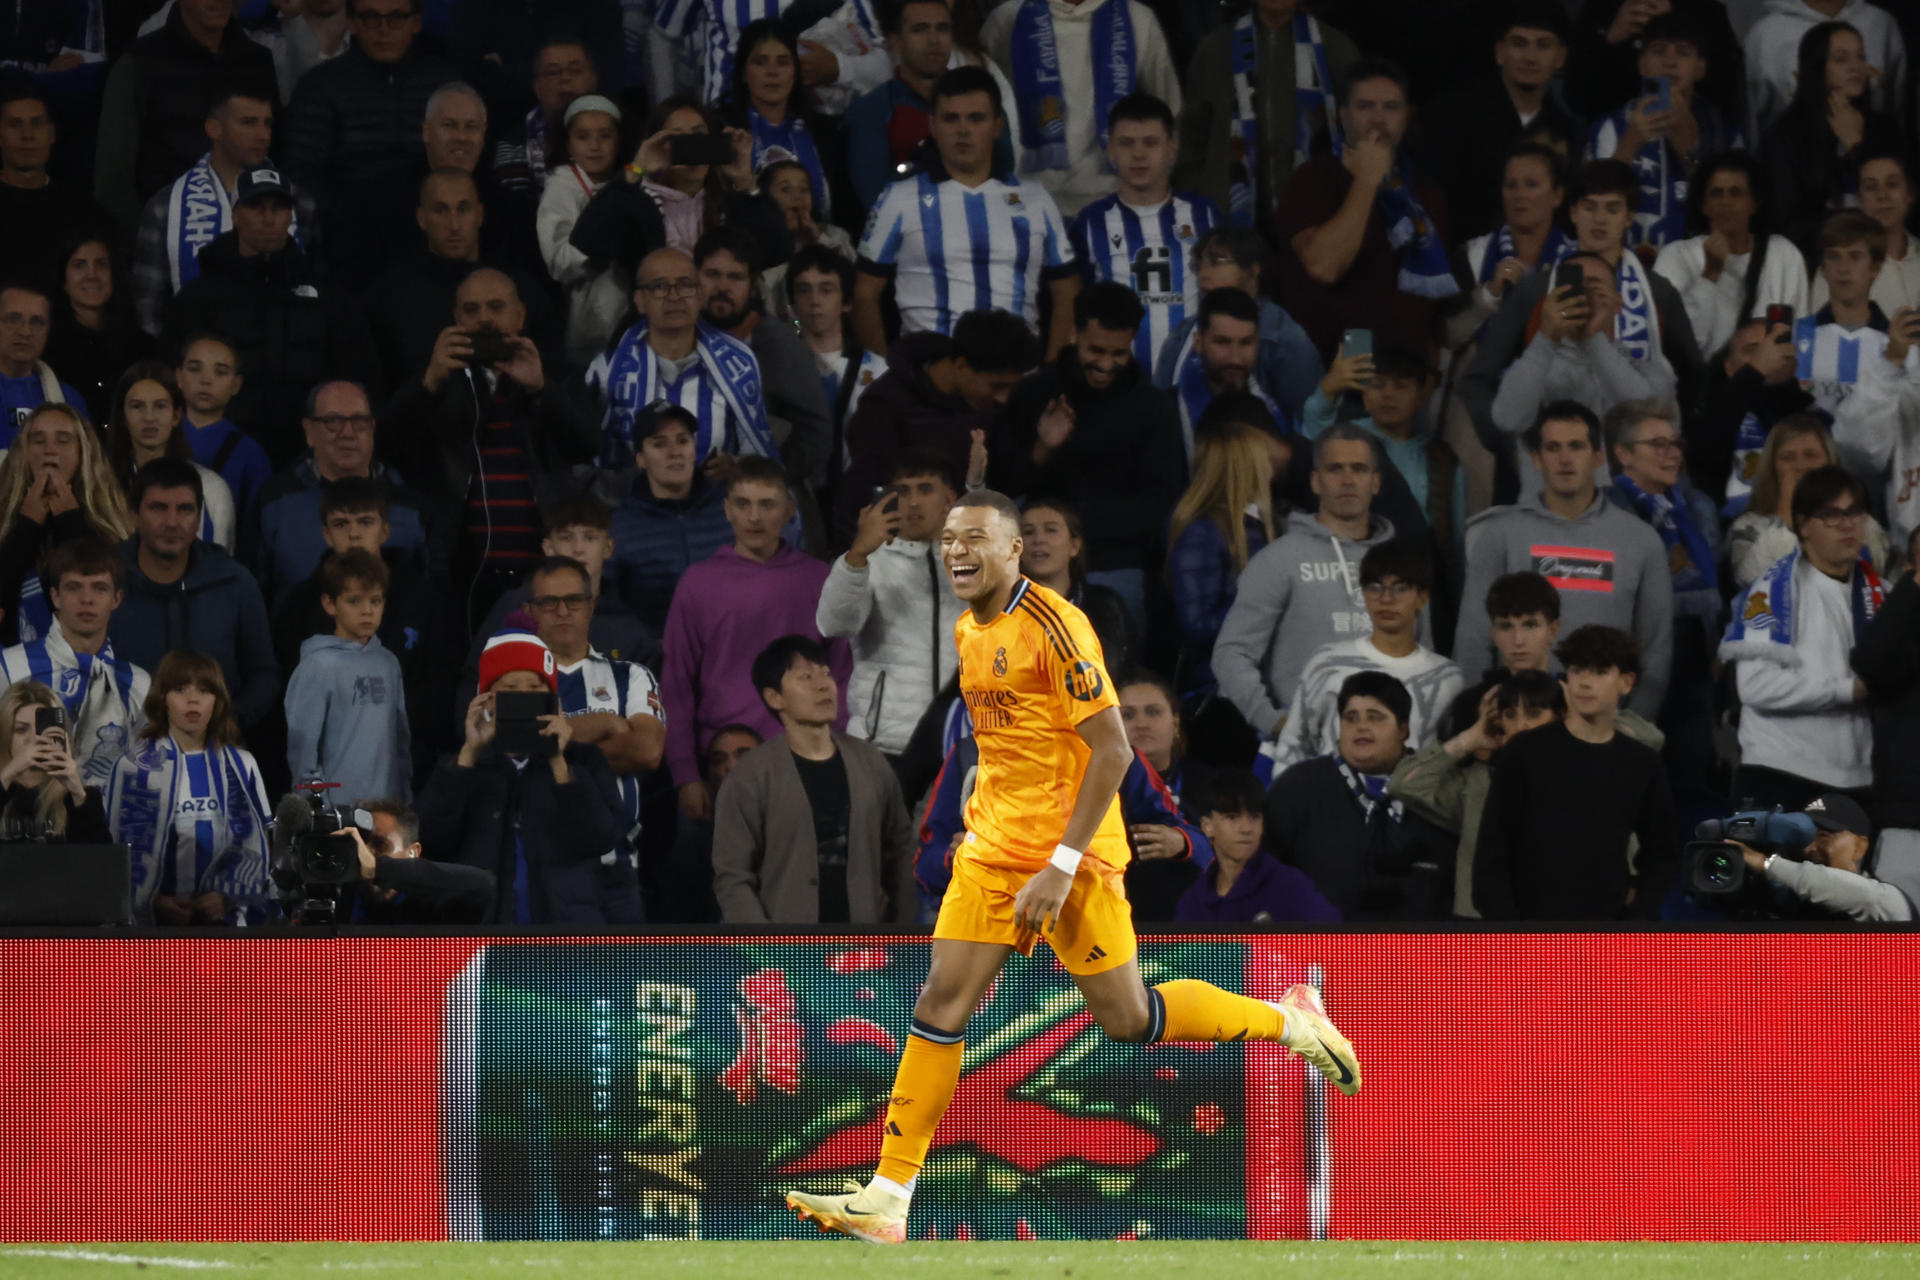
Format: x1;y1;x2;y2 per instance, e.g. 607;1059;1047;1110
0;1246;239;1269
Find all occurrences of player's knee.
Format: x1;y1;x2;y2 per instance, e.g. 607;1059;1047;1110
1094;1005;1152;1044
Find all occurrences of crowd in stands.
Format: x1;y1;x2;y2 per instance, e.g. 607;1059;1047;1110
1;0;1918;927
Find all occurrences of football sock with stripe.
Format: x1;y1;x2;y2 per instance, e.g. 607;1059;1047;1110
874;1019;965;1187
1147;981;1285;1043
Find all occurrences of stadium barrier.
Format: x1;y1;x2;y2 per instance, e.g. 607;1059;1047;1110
1;930;1913;1243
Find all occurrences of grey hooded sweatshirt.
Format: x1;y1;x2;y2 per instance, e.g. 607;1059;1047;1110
1452;491;1674;715
283;632;412;805
1211;511;1399;737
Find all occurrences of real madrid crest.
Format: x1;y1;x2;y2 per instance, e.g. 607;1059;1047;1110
992;646;1008;678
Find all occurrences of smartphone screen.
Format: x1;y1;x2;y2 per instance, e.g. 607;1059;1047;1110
1554;261;1587;296
1642;75;1671;114
1340;329;1372;358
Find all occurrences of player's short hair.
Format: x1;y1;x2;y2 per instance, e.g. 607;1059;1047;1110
1524;399;1602;453
951;309;1041;375
1569;158;1636;206
1486;571;1561;623
42;539;122;593
1337;670;1411;726
1789;463;1871;533
951;487;1023;533
785;243;855;304
1818;209;1887;265
726;455;791;494
1197;287;1260;331
1358;539;1431;593
1555;624;1640;678
930;65;1002;120
1106;91;1174;136
751;634;832;702
543;496;613;535
1495;669;1566;718
527;554;592;594
318;477;390;525
319;547;389;599
1074;280;1146;334
1196;770;1266;820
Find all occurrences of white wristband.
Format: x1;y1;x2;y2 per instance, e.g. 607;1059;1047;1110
1049;843;1083;876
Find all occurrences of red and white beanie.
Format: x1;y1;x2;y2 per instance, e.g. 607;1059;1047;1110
478;614;557;693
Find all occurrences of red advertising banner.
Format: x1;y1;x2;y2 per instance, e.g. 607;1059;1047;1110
0;933;1913;1243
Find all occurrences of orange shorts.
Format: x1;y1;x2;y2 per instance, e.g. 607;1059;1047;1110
932;839;1138;976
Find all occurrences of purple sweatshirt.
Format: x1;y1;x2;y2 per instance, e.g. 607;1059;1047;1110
1174;850;1343;924
661;542;852;783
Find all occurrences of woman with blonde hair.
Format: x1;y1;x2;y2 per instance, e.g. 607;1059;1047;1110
106;650;270;927
1166;394;1281;699
0;681;108;842
1729;414;1889;586
0;401;133;645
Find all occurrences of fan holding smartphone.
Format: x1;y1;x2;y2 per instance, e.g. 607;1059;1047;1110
0;685;107;842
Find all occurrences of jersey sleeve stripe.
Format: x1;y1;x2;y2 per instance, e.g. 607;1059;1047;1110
1019;595;1085;659
1015;599;1073;662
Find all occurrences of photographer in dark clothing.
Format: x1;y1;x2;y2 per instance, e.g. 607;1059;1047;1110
318;800;495;925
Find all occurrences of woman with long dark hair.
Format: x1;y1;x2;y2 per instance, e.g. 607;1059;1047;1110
42;227;150;425
626;95;754;255
102;362;235;549
723;20;840;228
1762;21;1904;255
1652;151;1809;359
1451;142;1573;345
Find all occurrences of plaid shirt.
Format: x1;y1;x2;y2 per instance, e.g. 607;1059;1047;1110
131;166;319;337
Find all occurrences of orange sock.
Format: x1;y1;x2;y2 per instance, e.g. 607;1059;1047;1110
874;1020;965;1185
1149;980;1285;1043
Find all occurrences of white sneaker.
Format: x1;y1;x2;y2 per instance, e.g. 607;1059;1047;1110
1269;983;1361;1096
786;1178;910;1244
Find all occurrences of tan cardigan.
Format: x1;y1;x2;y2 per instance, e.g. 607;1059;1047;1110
711;732;917;923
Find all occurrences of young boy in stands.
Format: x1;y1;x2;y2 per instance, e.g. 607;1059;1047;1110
1174;771;1341;924
1799;211;1892;418
282;549;410;804
175;333;271;515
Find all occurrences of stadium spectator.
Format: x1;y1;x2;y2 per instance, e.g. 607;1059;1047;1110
1165;404;1278;705
1651;152;1809;361
1452;402;1674;717
130;89;296;337
1417;1;1579;242
662;458;850;822
110;459;279;735
44;231;151;428
1761;21;1906;256
108;649;273;927
417;622;641;924
158;167;381;465
0;540;151;790
0;680;111;843
493;36;601;196
784;246;884;499
0;83;111;298
1564;0;1745;125
723;21;840;225
1066;94;1222;375
1436;570;1558;738
0;284;85;442
272;0;353;93
1809;150;1920;314
1118;669;1212;819
607;404;733;635
1747;5;1906;139
1261;539;1462;779
451;5;622;124
1797;210;1891;419
1017;499;1138;676
410;81;542;277
1475;625;1677;920
1692;317;1814;507
692;225;835;491
0;403;132;647
1152;226;1323;426
1729;415;1888;588
586;245;779;473
282;0;456;290
1449;143;1572;342
1213;424;1396;742
1719;465;1879;812
994;282;1185;621
664;723;762;925
842;0;1018;210
713;635;915;923
102;361;235;550
816;454;961;759
979;0;1181;218
1174;0;1359;224
835;308;1038;541
1833;303;1920;551
246;380;431;610
853;66;1079;358
1274;57;1457;362
537;95;632;370
789;0;894;118
1173;770;1340;923
1264;670;1453;921
93;0;279;226
1154;287;1285;464
170;335;270;518
282;549;411;803
1853;556;1920;823
381;268;599;630
757;160;856;326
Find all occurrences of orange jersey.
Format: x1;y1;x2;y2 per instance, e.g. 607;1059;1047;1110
953;577;1129;870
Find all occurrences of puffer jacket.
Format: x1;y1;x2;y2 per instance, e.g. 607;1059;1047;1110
815;539;963;756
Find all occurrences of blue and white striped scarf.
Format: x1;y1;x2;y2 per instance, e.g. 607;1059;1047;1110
1011;0;1136;174
1227;11;1336;227
1334;137;1458;301
1170;324;1285;462
597;319;777;468
1721;547;1882;663
108;736;271;925
164;154;303;292
749;105;830;220
1478;224;1574;284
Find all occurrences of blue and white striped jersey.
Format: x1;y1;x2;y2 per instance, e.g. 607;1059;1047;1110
654;0;793;102
858;172;1074;334
1795;307;1891;417
556;649;664;840
1068;192;1221;371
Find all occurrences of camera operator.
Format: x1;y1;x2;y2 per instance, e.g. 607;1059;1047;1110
1733;794;1920;923
0;683;108;842
312;800;495;924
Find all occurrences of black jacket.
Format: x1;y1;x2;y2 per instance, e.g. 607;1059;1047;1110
1690;362;1814;501
1415;82;1584;242
568;177;793;284
380;365;600;517
160;233;382;465
1265;754;1454;921
0;784;110;844
1764;106;1908;257
992;350;1187;574
361;251;562;398
1854;573;1920;827
414;742;641;924
348;856;496;924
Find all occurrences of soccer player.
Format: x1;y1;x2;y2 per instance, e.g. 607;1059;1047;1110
854;67;1079;359
784;488;1360;1244
1069;93;1223;375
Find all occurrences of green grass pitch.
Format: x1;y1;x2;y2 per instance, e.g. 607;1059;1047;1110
2;1242;1917;1280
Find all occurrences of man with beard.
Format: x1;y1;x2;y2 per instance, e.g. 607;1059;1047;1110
1164;287;1284;461
692;226;834;493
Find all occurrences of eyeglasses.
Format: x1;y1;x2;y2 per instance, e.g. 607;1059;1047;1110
352;8;417;29
308;413;374;435
1629;435;1685;453
527;593;593;613
1362;581;1419;599
1809;506;1868;526
638;279;698;298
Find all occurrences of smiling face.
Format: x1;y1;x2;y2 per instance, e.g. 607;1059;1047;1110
1017;505;1078;583
1613;414;1684;492
1075;319;1135;390
423;90;487;172
122;378;182;457
63;240;113;312
941;501;1022;607
1336;695;1408;774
